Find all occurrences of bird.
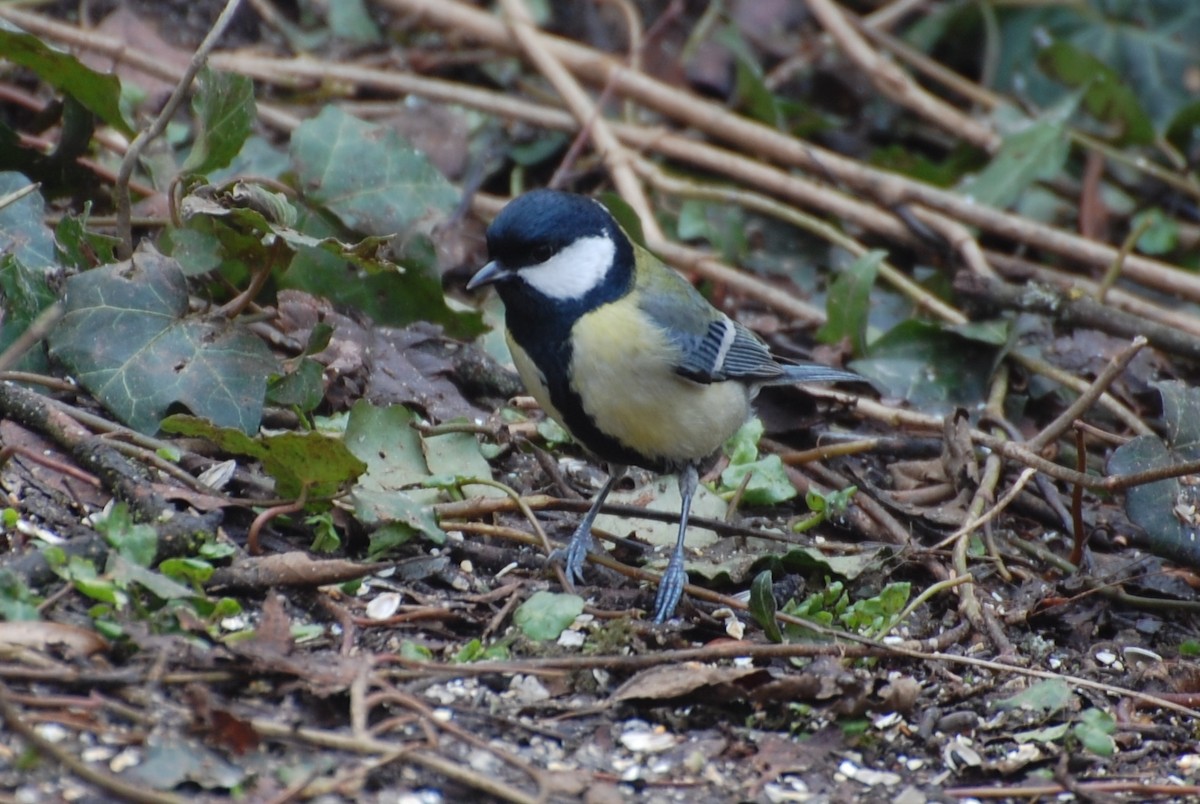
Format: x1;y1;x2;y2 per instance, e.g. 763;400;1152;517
467;189;861;623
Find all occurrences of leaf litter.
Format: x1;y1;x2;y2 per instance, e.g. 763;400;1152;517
0;1;1199;802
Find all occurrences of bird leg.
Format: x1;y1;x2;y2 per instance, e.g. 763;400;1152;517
551;466;623;588
652;462;698;623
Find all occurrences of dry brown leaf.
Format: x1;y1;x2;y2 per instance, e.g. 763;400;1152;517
611;662;765;702
0;620;108;658
207;552;388;589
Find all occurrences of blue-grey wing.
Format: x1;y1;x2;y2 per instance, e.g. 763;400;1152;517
636;281;783;383
633;245;860;386
672;317;785;383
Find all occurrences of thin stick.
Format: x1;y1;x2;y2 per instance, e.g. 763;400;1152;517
114;0;246;257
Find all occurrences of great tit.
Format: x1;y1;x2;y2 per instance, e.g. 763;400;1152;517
468;189;860;622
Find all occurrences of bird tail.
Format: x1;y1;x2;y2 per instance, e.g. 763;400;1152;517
774;363;863;386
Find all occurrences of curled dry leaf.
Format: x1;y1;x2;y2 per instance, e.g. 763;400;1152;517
0;620;108;658
207;552;389;589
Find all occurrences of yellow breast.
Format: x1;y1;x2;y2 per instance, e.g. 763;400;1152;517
568;301;750;465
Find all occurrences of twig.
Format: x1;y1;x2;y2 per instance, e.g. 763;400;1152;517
803;0;999;152
957;273;1200;362
634;160;966;325
821;389;1191;492
247;718;540;804
247;487;308;555
498;0;659;238
0;680;186;804
987;249;1200;340
0;303;63;372
1026;336;1148;451
941;467;1037;550
378;0;1200;302
113;0;246;257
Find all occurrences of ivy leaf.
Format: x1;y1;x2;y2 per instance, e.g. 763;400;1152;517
958;102;1074;210
512;591;584;640
182;67;256;175
749;570;783;643
817;250;883;356
0;20;134;136
161;415;367;499
996;679;1072;714
290;106;458;237
49;248;277;434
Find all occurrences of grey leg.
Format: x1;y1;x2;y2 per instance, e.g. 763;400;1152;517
552;466;623;588
652;463;697;623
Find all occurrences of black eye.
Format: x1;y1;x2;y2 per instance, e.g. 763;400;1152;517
530;244;555;264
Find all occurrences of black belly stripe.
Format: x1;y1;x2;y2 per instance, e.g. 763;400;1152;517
502;291;677;473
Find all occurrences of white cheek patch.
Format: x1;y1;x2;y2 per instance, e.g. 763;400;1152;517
520;235;615;300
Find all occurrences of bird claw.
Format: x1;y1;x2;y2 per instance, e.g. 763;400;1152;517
548;525;595;588
652;553;687;624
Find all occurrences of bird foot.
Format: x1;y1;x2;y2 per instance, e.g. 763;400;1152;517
548;525;596;589
652;553;687;624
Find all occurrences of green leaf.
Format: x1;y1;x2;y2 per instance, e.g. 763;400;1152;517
719;25;783;129
49;249;277;434
421;426;506;499
816;250;883;356
993;4;1200;132
512;591;584;640
1165;101;1200;158
0;255;55;372
162;414;367;499
958;105;1073;210
65;556;126;607
55;205;120;270
182;67;256;174
108;553;194;600
306;510;341;553
676;199;748;262
0;173;56;270
1132;209;1178;256
854;320;995;413
0;569;42;621
1107;380;1200;568
724;417;763;465
328;0;382;43
535;415;571;447
0;175;58;368
160;226;225;276
0;20;134;136
1013;722;1070;744
353;490;445;555
720;454;796;506
454;638;485;662
92;503;157;567
399;640;434;660
279;208;483;338
840;582;909;633
1073;708;1116;757
777;543;890;581
996;679;1072;714
289;106;458;237
1036;41;1154;145
159;558;215;585
344;402;435;497
267;358;326;413
749;570;783;643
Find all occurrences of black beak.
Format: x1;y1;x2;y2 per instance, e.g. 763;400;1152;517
466;260;507;290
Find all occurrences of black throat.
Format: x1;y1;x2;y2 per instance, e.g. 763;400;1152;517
500;239;666;470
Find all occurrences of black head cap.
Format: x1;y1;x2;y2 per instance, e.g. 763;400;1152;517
485;189;619;270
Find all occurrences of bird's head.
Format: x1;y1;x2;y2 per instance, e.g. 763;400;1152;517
467;190;634;309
